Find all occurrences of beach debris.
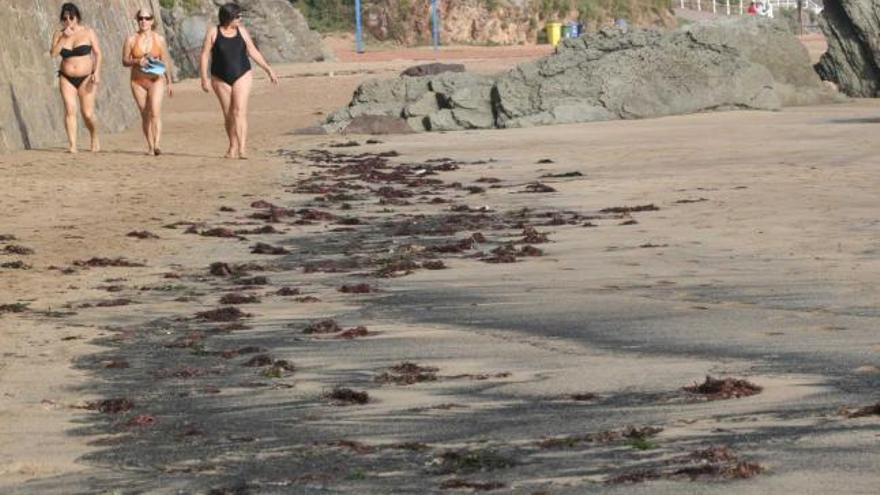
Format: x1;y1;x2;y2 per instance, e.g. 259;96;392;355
102;359;130;369
0;234;17;241
376;362;439;385
600;204;659;214
250;242;290;255
219;293;260;305
674;198;708;204
2;244;34;255
0;303;29;314
429;449;517;475
521;182;556;193
325;387;370;405
570;393;597;401
219;346;265;359
336;326;370;339
94;298;134;308
0;260;31;269
303;319;342;334
840;402;880;418
74;257;145;268
422;260;447;270
86;398;135;414
540;171;583;178
194;307;248;322
439;479;505;491
200;227;241;239
521;226;549;244
126;230;160;239
683;376;762;400
339;283;375;293
276;287;301;296
127;415;157;427
237;276;269;286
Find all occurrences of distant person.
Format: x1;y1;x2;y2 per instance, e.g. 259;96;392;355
747;1;758;14
199;3;279;160
49;2;102;153
758;1;774;18
123;8;173;156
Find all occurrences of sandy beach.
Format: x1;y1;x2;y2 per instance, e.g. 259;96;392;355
1;40;879;494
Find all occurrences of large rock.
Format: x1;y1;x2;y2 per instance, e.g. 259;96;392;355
161;0;333;79
326;18;834;134
0;0;162;153
816;0;880;97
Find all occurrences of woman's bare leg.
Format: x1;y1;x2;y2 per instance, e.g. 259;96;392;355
59;78;79;153
230;71;253;159
148;78;166;154
130;81;152;154
211;78;236;158
79;80;100;152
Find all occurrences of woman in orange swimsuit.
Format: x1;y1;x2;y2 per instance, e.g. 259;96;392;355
49;3;102;153
122;8;173;156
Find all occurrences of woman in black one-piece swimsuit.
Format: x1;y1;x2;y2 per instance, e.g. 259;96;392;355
199;3;278;159
49;2;103;153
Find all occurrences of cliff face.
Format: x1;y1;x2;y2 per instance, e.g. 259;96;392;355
161;0;333;79
0;0;161;153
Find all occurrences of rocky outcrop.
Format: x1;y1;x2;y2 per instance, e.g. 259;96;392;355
161;0;333;79
326;18;835;134
816;0;880;97
0;0;162;153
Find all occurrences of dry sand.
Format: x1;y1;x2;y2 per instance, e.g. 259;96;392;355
2;39;879;493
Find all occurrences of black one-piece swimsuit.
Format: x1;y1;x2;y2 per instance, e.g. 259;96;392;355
210;27;251;86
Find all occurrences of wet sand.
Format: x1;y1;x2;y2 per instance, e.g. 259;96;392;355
2;42;880;493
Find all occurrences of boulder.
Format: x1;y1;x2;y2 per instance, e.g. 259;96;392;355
325;17;834;134
0;0;163;153
816;0;880;97
161;0;333;79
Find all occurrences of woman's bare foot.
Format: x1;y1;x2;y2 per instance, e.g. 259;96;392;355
90;137;100;153
67;146;78;154
224;148;238;159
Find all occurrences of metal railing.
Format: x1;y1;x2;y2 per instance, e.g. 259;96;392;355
677;0;822;16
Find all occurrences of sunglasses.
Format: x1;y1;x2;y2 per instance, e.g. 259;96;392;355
137;16;153;21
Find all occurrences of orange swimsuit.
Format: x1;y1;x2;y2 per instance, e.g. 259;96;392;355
130;32;162;89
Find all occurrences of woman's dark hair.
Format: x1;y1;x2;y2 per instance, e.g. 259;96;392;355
218;3;242;26
60;3;81;22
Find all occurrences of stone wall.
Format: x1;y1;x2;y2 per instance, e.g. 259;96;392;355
0;0;161;153
161;0;333;79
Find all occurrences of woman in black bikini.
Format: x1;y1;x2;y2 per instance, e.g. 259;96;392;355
49;2;102;153
199;3;278;159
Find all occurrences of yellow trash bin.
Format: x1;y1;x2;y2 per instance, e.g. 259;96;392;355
546;22;562;47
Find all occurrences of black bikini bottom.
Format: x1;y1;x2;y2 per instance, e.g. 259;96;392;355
59;72;89;89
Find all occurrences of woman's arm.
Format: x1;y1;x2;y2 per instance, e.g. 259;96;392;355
199;27;216;92
239;28;278;84
90;28;102;84
49;29;65;57
122;35;136;67
158;35;174;95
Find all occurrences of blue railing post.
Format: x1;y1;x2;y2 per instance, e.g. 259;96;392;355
431;0;439;51
355;0;364;54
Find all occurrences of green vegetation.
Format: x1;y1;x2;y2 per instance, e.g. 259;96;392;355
293;0;356;33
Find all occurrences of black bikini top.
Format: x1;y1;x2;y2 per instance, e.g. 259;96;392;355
60;45;92;58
